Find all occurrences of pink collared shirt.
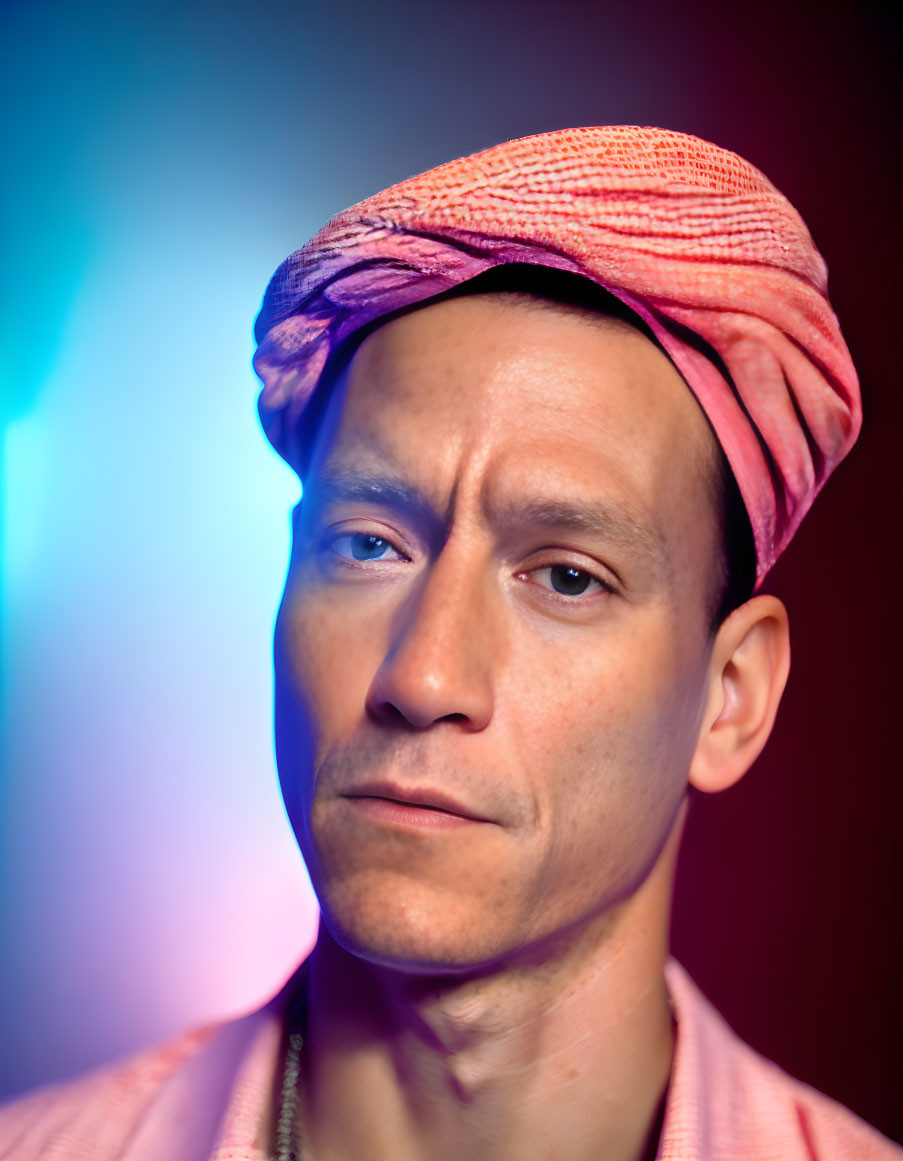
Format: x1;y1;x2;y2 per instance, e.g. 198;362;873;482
1;959;898;1160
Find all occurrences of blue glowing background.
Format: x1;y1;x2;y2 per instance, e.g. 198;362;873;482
2;0;899;1140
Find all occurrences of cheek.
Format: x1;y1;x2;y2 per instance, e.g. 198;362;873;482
513;628;700;776
273;585;382;830
508;630;704;903
275;582;379;742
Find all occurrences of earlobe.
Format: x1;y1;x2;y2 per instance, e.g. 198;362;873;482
689;595;791;794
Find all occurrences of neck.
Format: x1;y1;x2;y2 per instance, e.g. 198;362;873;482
292;829;680;1161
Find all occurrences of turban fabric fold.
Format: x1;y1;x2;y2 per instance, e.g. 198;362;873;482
253;125;860;584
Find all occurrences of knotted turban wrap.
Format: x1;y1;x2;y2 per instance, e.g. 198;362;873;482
253;125;860;585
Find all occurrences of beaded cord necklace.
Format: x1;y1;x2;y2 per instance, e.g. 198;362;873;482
273;975;309;1161
269;970;674;1161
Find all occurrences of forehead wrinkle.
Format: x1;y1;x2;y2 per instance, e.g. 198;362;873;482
310;422;672;583
315;377;492;522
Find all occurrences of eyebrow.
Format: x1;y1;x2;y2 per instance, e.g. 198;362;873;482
303;471;668;580
485;495;669;578
304;471;444;533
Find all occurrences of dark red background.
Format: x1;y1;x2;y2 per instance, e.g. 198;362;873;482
390;0;903;1133
655;0;902;1138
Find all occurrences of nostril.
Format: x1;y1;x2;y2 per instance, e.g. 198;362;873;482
367;697;483;731
368;699;414;728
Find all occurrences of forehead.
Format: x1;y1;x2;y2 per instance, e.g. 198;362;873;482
308;294;720;591
322;293;713;447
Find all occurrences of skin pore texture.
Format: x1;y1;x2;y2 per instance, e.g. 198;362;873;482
269;294;791;1161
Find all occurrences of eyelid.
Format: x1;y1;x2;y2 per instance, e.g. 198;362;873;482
320;522;413;564
313;517;618;601
522;566;609;596
516;553;618;601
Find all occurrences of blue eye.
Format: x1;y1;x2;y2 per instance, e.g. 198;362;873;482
350;533;391;560
330;532;402;562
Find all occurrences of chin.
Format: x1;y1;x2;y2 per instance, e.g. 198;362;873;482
315;874;511;976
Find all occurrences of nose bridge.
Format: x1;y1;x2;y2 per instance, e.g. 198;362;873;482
367;531;496;730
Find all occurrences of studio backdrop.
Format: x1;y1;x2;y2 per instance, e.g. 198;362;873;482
1;0;899;1143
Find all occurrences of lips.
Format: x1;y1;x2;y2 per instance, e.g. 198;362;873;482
341;780;493;824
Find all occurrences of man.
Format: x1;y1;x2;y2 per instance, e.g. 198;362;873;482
1;126;898;1159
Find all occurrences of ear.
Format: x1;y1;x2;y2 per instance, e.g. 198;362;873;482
689;594;791;794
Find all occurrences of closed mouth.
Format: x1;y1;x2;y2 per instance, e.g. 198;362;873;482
341;781;491;823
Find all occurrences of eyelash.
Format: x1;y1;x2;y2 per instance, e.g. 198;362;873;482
322;528;614;601
327;531;409;565
518;564;613;600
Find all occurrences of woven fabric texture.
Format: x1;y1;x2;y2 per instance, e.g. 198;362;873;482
1;960;899;1159
253;125;860;583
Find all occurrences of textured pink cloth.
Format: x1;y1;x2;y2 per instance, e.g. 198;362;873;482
1;959;898;1159
253;126;861;585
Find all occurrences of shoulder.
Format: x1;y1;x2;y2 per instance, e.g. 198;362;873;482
0;1024;216;1159
0;989;287;1161
663;958;902;1161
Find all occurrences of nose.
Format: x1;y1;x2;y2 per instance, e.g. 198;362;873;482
365;542;496;731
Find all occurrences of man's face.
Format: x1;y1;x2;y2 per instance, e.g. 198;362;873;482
274;293;723;973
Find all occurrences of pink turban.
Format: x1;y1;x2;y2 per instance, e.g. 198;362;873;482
253;125;860;584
